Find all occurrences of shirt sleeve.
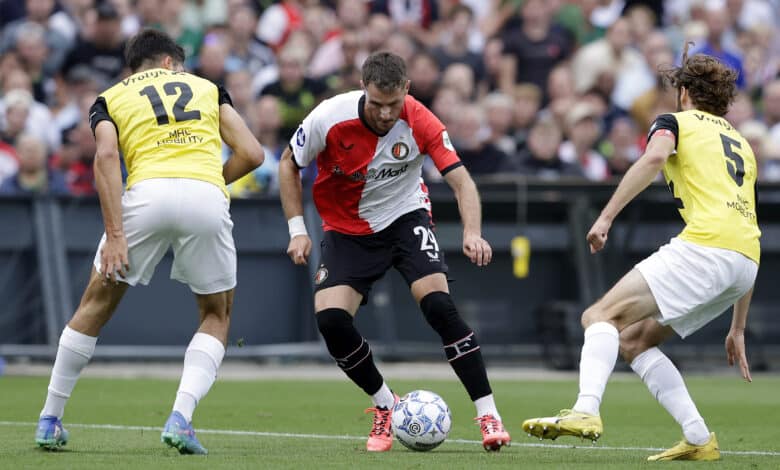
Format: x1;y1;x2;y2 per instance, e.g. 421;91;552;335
88;96;116;136
647;113;679;149
410;99;462;175
217;85;233;106
289;103;327;168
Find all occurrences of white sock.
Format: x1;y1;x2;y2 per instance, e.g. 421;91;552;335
172;332;225;423
41;326;97;419
371;382;395;409
630;347;710;445
572;322;619;416
474;394;500;421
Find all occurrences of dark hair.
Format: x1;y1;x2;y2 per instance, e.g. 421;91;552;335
362;52;407;92
125;29;185;72
660;43;737;116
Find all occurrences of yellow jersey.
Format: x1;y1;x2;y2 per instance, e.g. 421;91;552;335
89;68;230;196
649;110;761;263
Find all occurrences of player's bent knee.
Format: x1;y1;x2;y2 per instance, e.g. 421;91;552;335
420;292;459;331
316;308;354;336
581;306;602;329
315;308;373;372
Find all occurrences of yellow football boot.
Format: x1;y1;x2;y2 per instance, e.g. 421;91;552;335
648;432;720;461
522;409;603;442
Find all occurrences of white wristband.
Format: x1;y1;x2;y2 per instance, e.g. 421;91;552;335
288;215;308;238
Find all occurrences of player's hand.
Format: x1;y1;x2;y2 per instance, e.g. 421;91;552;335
100;234;129;285
586;216;612;254
287;235;312;265
463;233;492;266
725;329;752;382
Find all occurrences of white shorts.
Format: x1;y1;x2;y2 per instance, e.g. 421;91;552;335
635;237;757;338
93;178;236;294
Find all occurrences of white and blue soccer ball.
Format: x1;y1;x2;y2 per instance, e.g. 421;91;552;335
391;390;452;451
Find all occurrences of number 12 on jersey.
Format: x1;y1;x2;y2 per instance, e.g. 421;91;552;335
139;81;202;126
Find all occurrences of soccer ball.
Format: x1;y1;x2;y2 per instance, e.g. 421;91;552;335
391;390;452;451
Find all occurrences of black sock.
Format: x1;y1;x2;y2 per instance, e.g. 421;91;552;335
317;308;383;396
421;292;492;401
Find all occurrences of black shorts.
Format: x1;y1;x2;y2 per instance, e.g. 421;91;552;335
314;209;448;304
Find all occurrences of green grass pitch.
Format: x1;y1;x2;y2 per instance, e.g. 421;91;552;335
1;375;778;469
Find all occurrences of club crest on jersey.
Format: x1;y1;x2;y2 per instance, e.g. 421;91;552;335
314;266;328;285
391;142;410;160
296;127;306;147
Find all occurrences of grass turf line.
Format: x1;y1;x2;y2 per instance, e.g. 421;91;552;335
1;376;778;469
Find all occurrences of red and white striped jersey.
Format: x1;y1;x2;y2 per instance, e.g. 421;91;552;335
290;90;462;235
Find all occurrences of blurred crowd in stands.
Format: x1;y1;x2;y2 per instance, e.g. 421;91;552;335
1;0;780;197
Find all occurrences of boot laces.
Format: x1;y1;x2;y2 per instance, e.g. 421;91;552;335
365;407;392;437
476;415;504;434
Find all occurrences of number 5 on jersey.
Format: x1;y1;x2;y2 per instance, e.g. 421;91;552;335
139;81;202;126
719;133;744;186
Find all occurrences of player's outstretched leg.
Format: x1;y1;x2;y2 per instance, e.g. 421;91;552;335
161;332;225;455
630;346;718;461
317;308;397;452
420;292;510;451
522;321;617;442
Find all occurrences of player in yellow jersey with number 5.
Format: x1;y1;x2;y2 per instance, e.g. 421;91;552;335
522;47;760;461
34;29;264;455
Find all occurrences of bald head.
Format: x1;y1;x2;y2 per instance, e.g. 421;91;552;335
17;134;48;172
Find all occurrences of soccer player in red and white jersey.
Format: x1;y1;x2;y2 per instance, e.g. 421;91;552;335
278;52;510;452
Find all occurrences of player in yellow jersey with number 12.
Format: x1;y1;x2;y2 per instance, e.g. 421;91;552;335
522;47;760;461
34;29;264;455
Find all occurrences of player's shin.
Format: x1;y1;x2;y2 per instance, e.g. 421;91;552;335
41;326;97;419
572;322;620;416
631;347;710;445
420;292;495;413
316;308;391;406
172;332;225;422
